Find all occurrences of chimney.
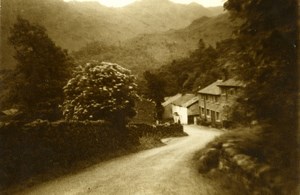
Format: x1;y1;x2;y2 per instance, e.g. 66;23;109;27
221;68;228;81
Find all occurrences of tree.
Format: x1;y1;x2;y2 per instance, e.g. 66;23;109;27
143;71;166;121
155;39;220;94
62;61;138;129
8;17;73;120
224;0;297;125
223;2;298;193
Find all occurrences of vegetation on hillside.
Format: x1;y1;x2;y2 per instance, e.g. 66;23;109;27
70;14;236;77
72;41;159;76
149;38;238;96
126;13;236;65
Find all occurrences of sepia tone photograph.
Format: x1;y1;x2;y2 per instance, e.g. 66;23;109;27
0;0;299;194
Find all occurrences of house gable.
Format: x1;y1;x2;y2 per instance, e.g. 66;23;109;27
198;80;223;95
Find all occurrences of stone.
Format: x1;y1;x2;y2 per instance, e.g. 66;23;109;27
205;148;219;156
255;164;272;178
233;154;253;171
224;147;237;157
222;142;235;148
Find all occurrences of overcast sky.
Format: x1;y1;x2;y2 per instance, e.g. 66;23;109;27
64;0;225;8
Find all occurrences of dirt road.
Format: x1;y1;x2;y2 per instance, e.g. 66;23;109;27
20;125;227;195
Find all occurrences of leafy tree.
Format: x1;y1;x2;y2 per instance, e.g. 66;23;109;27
8;17;72;120
224;0;297;125
63;61;138;129
143;71;166;121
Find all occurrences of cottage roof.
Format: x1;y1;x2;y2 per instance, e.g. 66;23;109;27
217;78;244;87
182;96;199;107
198;80;223;95
162;93;182;107
172;94;198;107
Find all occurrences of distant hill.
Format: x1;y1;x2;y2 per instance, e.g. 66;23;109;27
124;13;237;67
1;0;222;69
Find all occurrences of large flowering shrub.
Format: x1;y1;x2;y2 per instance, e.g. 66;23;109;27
62;61;138;122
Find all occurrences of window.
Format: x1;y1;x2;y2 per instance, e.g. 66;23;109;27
221;88;226;95
229;88;235;95
225;89;228;100
216;112;220;120
214;96;219;102
201;107;205;115
207;109;210;117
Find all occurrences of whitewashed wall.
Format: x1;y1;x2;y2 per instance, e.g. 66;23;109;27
172;105;188;124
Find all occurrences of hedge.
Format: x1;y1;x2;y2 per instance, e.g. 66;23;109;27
0;120;136;189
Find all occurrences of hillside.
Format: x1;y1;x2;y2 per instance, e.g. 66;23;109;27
1;0;221;69
124;13;236;67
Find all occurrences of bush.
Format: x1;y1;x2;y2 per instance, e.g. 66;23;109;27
62;61;138;124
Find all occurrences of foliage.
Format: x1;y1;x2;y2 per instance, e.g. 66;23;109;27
224;0;297;125
143;71;166;120
8;17;72;120
130;98;156;124
62;61;138;128
153;39;223;95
